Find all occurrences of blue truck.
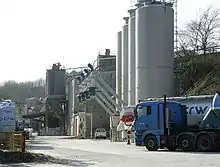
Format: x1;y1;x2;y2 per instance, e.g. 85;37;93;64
133;92;220;151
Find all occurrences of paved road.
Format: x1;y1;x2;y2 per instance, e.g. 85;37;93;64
4;136;220;167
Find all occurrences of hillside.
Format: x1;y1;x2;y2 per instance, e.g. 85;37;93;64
175;52;220;96
186;65;220;95
0;79;45;103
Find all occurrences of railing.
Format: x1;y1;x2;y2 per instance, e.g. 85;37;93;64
76;60;127;117
0;131;25;152
78;70;124;115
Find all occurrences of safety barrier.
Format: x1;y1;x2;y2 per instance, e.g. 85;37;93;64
8;132;25;152
0;131;25;152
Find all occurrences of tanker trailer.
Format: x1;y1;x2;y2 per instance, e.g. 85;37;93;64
145;95;214;128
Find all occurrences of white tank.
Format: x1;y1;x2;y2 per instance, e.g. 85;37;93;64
128;9;136;106
116;31;122;107
121;17;129;105
135;4;174;101
146;95;214;126
178;97;213;126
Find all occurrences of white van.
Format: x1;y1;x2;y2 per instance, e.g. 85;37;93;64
94;128;107;139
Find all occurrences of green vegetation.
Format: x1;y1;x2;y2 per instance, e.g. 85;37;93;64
186;65;220;96
0;79;45;103
175;53;220;96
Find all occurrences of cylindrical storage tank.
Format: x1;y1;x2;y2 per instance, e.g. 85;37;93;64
121;17;129;106
116;31;122;107
46;68;66;97
128;9;136;106
135;4;174;101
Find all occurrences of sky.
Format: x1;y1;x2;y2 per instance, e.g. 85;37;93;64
0;0;219;83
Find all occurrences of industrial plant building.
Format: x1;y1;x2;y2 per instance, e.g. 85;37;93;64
24;0;181;141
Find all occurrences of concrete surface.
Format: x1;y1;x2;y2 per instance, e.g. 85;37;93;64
2;136;220;167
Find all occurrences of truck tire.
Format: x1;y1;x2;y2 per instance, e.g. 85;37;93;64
196;134;213;152
178;134;194;151
144;135;159;151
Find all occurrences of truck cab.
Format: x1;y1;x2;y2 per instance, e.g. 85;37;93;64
133;100;187;151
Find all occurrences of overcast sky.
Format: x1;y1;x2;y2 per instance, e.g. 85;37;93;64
0;0;219;82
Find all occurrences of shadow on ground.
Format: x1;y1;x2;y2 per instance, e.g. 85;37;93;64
26;140;50;145
48;156;94;167
157;149;220;155
0;152;94;167
26;145;54;151
1;158;94;167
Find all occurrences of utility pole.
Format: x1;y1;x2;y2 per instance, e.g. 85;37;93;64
84;104;87;138
45;103;49;136
90;107;94;139
63;103;67;135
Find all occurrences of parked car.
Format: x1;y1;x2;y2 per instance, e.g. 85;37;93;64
94;128;107;139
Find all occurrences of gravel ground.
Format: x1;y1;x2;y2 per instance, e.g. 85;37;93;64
2;136;219;167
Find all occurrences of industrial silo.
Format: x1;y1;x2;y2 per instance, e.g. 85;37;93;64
116;31;122;107
135;2;174;101
128;9;136;106
46;63;66;98
121;17;129;105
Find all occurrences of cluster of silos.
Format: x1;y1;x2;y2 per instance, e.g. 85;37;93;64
116;0;174;106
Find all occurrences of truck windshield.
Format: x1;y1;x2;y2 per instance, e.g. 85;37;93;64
137;106;146;118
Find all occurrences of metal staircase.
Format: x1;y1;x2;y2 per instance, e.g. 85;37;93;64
78;69;127;116
91;70;126;115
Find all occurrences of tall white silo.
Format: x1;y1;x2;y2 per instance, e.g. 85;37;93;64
128;9;136;106
135;3;174;101
121;17;129;106
116;31;122;107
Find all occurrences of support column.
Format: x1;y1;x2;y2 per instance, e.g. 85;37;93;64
84;104;87;138
45;103;49;136
90;107;93;139
110;115;120;142
64;102;67;135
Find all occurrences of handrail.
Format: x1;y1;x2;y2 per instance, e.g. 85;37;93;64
93;96;114;115
95;72;127;106
95;82;120;111
96;92;115;114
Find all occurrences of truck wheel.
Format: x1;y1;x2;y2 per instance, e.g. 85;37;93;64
144;136;159;151
197;134;213;152
178;134;194;151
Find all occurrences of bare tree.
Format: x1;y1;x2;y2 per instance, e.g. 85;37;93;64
178;6;220;57
175;6;220;95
